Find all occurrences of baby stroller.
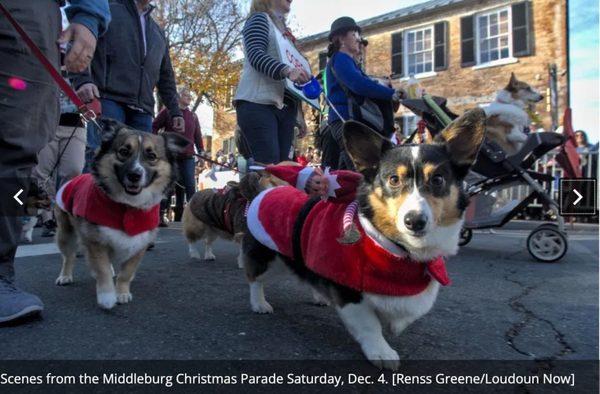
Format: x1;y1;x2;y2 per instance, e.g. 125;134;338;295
401;95;568;262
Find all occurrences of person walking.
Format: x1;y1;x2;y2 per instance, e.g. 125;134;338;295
32;67;88;238
75;0;183;155
0;0;110;324
322;17;404;170
153;87;203;223
234;0;310;165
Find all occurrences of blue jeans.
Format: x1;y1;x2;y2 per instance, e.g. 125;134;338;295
85;99;153;171
235;100;297;164
177;157;196;204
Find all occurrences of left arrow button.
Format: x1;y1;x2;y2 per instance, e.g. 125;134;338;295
13;189;23;205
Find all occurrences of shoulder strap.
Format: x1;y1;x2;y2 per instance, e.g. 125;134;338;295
329;52;354;99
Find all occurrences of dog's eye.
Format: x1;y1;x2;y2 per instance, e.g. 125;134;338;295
430;174;445;187
146;151;157;161
388;175;401;187
118;147;129;157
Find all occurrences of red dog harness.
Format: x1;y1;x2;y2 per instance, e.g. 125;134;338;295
56;174;159;236
247;168;450;297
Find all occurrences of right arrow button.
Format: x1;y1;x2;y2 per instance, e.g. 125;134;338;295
573;189;583;206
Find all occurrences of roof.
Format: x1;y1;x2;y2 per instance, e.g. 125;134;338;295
297;0;467;45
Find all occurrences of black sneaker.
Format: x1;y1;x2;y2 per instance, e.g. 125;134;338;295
41;220;56;237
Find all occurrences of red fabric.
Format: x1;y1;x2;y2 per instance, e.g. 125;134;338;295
152;107;203;156
296;156;308;166
555;108;582;178
59;174;160;236
255;187;449;296
265;165;363;203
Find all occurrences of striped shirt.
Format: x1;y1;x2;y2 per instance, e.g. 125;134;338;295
243;13;288;80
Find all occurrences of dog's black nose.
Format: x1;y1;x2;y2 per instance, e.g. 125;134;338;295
126;171;142;182
404;211;427;232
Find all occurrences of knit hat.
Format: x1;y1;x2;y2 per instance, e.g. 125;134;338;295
328;17;361;40
265;165;315;191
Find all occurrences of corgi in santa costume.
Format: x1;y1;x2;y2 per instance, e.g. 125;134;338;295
243;110;487;370
54;119;188;310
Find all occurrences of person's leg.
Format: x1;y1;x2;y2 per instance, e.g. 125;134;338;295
329;121;355;170
56;126;86;185
276;102;297;163
126;109;153;132
319;124;341;170
84;100;126;172
181;157;197;201
236;101;279;164
0;0;61;322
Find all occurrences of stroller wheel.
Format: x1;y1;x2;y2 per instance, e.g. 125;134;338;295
527;224;567;263
459;228;472;246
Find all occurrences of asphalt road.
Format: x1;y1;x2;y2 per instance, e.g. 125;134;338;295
2;222;598;363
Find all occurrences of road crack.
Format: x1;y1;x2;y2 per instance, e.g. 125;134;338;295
504;272;574;360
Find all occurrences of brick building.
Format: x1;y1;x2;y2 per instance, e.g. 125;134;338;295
211;0;568;156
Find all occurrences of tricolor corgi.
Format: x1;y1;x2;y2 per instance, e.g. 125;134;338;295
242;109;487;369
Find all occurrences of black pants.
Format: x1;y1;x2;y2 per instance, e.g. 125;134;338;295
320;121;354;171
0;1;61;277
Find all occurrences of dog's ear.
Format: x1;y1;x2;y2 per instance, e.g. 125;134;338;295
506;72;518;92
99;118;126;144
343;120;393;177
162;132;190;156
238;172;263;201
433;108;486;177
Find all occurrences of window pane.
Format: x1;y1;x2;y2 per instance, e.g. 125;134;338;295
490;13;497;26
480;50;489;63
500;10;508;23
500;21;508;34
490;50;499;61
417;30;423;41
424;35;431;50
490;38;498;50
424;51;432;63
416;40;423;51
408;33;415;52
409;64;416;74
416;63;423;73
424;62;432;72
500;47;509;58
500;36;508;47
408;54;416;67
490;23;498;36
481;40;489;52
416;53;423;64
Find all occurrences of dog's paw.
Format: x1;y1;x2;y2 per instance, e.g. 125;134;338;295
203;251;216;261
117;292;133;304
97;292;117;310
188;245;202;260
55;275;73;286
364;345;400;371
311;290;331;307
251;300;274;314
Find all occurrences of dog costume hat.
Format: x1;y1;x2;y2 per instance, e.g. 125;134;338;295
57;174;159;236
247;166;450;296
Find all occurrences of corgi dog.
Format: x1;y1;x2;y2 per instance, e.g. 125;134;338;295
484;73;543;155
182;161;308;266
242;109;486;370
54;119;188;309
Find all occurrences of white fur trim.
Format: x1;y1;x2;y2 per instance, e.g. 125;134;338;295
295;167;315;191
55;180;69;211
358;214;406;257
247;188;280;252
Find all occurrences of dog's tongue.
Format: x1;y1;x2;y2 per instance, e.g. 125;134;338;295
427;258;451;286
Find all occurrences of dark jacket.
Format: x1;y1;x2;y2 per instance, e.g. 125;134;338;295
73;0;181;117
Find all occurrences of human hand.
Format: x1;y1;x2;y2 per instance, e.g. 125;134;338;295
285;67;311;84
76;83;99;103
172;116;185;133
58;23;97;73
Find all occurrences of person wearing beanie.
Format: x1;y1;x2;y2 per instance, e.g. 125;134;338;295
320;17;405;170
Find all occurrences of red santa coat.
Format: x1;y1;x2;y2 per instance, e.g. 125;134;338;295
247;168;450;297
56;174;159;236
